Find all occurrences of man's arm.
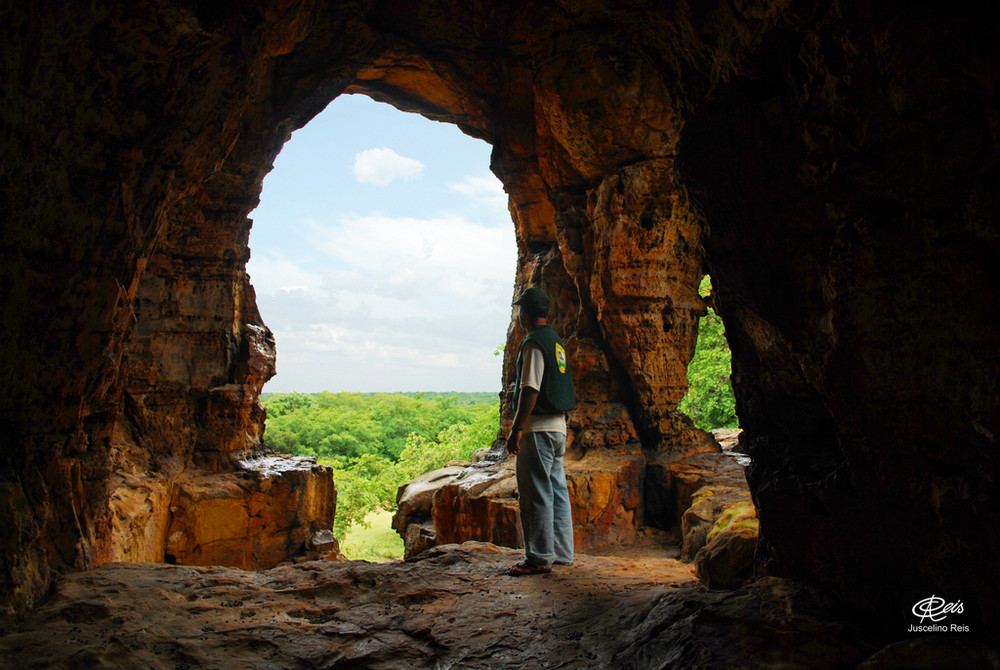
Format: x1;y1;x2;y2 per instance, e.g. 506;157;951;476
506;387;538;455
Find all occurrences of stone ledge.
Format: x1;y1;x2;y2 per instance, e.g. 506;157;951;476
107;455;335;569
394;447;648;558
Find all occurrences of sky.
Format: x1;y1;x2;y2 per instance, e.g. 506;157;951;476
246;94;517;393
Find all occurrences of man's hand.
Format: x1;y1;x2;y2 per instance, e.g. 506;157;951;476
506;429;522;455
508;387;538;457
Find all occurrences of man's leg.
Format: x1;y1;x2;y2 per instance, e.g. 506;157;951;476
546;432;574;565
515;432;556;568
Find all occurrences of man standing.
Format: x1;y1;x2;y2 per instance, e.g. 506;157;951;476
506;286;576;576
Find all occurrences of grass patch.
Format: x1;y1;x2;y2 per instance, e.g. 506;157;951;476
339;509;404;561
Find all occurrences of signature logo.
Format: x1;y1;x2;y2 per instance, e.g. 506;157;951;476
911;595;964;623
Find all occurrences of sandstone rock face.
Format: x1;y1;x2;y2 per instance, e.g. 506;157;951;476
2;0;998;643
0;0;338;620
109;456;335;569
674;3;1000;633
393;464;485;559
108;472;173;564
165;456;335;568
565;449;646;548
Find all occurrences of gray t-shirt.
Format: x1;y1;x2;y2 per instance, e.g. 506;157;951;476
519;342;567;435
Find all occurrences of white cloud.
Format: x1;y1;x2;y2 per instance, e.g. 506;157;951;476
315;214;515;303
448;175;509;210
264;317;505;392
248;97;517;392
352;147;424;186
296;323;348;351
251;213;516;392
246;251;325;297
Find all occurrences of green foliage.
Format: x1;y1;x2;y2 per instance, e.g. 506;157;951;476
396;402;499;480
262;392;501;539
263;391;317;417
339;510;404;561
262;391;496;461
326;453;398;535
324;401;499;537
679;277;739;430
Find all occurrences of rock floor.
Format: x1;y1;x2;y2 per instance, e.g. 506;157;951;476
3;542;992;669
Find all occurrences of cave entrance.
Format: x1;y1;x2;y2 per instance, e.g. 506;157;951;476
247;94;514;560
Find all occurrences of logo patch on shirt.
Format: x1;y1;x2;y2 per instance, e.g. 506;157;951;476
555;343;567;374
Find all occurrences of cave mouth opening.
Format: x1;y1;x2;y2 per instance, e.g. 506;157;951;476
247;93;515;559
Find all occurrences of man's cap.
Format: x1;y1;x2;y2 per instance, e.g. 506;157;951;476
513;286;550;311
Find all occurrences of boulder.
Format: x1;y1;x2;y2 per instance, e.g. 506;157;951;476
564;449;645;549
694;500;759;590
394;448;646;558
393;465;475;559
109;455;335;569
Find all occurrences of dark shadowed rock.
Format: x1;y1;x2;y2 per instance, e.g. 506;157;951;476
1;543;886;669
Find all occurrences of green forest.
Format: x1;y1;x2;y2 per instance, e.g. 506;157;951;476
261;392;500;537
261;278;735;548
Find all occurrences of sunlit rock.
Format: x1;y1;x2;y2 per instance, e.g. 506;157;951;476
694;500;759;590
396;447;649;558
109;456;335;569
393;465;471;559
108;472;173;564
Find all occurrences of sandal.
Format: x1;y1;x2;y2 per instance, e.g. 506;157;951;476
507;561;552;576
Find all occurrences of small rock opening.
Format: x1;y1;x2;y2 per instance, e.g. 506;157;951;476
677;275;738;434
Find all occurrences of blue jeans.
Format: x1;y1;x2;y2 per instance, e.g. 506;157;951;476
515;431;574;567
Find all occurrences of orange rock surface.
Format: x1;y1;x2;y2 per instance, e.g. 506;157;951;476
108;456;335;569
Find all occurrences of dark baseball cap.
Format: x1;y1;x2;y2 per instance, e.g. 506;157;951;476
512;286;550;311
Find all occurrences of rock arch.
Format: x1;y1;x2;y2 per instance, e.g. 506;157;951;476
2;0;997;638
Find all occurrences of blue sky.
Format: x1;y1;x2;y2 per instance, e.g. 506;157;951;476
247;94;517;393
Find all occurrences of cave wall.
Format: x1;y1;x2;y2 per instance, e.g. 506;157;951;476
0;0;344;618
2;0;997;638
675;2;1000;631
